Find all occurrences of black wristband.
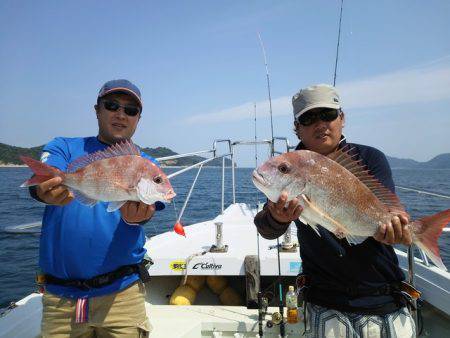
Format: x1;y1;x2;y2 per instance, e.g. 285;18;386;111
29;186;46;204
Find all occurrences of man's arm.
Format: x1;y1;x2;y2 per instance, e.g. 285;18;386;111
254;192;302;240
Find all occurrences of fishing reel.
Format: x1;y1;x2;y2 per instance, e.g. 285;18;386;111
272;312;283;325
266;311;283;328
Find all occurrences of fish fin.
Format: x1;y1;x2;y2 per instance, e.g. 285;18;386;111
327;146;407;215
298;214;321;237
67;140;141;173
308;222;321;237
300;194;351;239
346;234;368;245
137;178;158;205
298;215;308;224
72;189;98;207
107;201;127;212
413;209;450;271
20;175;54;187
19;156;61;186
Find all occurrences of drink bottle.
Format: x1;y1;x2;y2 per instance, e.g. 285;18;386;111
286;285;298;324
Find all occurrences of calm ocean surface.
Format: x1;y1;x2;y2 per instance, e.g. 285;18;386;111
0;167;449;308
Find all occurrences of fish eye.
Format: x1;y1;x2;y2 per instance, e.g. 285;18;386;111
278;164;289;174
153;176;163;184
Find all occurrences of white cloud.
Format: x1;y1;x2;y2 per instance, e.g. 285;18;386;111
185;56;450;124
339;56;450;110
185;96;291;124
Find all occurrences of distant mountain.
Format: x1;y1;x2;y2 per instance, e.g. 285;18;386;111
387;153;450;169
0;143;44;165
0;142;232;167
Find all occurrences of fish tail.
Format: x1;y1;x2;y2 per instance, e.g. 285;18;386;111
413;209;450;270
20;156;62;187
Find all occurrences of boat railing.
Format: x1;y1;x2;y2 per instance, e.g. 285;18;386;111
159;138;289;214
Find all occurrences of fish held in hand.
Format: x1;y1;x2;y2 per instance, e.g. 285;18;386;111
21;140;176;212
252;148;450;270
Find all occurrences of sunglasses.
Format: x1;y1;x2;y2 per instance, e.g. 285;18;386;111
102;100;140;117
297;108;340;126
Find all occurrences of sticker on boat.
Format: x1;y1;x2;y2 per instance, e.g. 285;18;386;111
169;260;186;271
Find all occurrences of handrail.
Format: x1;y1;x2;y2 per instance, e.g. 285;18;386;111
230;139;275;204
156;149;214;162
396;186;450;200
213;139;232;157
167;153;231;179
272;137;291;154
232;140;271;146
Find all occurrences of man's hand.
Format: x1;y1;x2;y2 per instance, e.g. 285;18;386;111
36;177;74;206
120;201;155;225
373;214;412;245
267;191;303;224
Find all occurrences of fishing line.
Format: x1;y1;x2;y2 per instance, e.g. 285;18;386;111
258;32;285;337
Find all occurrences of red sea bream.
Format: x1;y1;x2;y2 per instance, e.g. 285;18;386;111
20;140;175;212
252;148;450;270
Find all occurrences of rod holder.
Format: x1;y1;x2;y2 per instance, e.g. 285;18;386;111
210;222;228;253
281;224;297;252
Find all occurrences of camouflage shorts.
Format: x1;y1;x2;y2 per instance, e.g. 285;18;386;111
305;303;415;338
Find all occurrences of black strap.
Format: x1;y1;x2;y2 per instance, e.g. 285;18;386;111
44;261;150;290
304;275;402;298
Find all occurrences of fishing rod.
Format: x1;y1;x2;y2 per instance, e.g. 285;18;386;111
253;103;264;337
258;32;286;338
258;33;276;157
331;2;420;335
333;0;344;86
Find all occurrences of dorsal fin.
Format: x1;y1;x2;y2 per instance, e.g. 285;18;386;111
67;140;141;173
327;146;406;213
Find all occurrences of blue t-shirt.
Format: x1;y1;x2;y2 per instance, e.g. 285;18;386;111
39;136;160;299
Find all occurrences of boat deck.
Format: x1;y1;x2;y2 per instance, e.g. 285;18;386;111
145;203;301;277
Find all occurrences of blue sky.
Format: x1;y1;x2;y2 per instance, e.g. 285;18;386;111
1;1;449;166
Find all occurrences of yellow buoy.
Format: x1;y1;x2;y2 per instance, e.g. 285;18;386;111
169;285;197;305
206;275;228;295
185;275;206;292
219;286;243;306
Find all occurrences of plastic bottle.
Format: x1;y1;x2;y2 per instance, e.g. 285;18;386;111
286;285;299;324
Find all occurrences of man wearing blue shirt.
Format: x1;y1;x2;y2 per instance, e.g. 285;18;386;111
254;84;416;337
30;79;158;337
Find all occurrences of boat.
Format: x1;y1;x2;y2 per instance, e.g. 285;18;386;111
1;138;449;337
